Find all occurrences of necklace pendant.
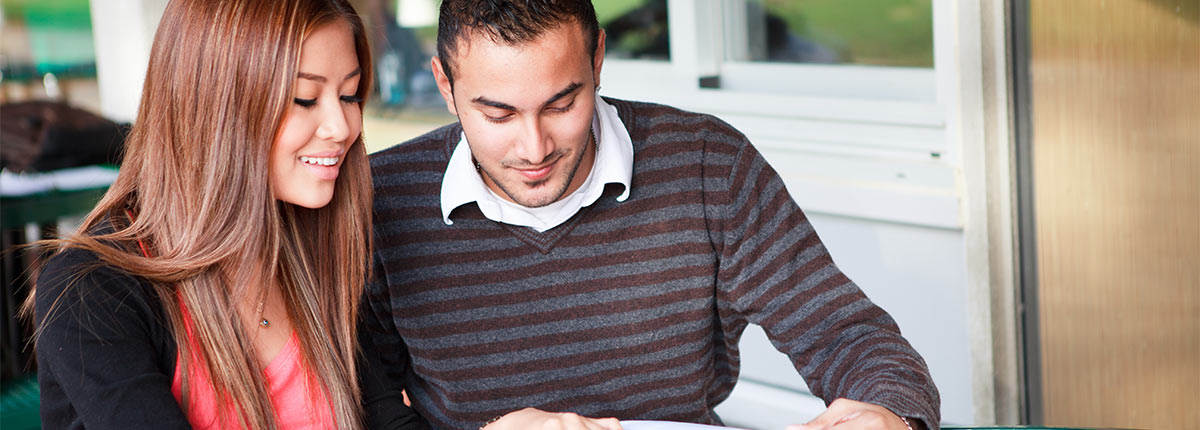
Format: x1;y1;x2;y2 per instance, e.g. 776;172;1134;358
259;318;270;328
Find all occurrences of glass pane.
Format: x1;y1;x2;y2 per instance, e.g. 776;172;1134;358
1;0;101;111
731;0;932;68
355;0;443;109
352;0;454;153
597;0;669;61
360;0;672;110
2;0;97;81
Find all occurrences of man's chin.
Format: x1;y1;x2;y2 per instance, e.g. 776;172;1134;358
486;167;574;208
508;192;561;208
504;182;567;208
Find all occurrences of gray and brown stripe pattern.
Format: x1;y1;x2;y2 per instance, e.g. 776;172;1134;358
365;98;940;430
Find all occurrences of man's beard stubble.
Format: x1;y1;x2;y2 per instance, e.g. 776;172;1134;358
480;131;593;208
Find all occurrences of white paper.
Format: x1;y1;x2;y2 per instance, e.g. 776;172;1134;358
620;420;745;430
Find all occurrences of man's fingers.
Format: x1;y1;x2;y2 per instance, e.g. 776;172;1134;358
833;411;863;426
561;411;587;429
828;410;889;430
596;417;622;430
578;416;621;430
555;412;621;430
804;398;851;428
566;414;620;430
791;398;862;430
785;425;821;430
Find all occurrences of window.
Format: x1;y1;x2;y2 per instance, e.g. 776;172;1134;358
717;0;936;101
727;0;933;67
1;0;98;102
598;0;670;61
599;0;947;149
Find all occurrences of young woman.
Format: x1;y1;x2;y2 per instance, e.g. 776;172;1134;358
31;0;419;428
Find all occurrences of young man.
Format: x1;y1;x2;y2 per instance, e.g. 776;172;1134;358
364;1;939;429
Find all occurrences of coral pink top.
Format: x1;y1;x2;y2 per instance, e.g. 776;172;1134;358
170;304;335;429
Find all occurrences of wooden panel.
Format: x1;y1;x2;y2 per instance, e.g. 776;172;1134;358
1030;1;1200;429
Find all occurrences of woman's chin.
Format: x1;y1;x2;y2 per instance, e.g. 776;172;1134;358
277;190;335;209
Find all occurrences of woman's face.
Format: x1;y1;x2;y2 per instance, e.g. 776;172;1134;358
271;20;363;209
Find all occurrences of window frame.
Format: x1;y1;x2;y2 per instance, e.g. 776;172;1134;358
600;0;956;153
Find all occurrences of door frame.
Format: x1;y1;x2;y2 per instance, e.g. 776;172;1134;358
1010;0;1041;424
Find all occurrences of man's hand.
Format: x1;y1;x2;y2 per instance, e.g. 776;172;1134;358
787;398;913;430
484;407;622;430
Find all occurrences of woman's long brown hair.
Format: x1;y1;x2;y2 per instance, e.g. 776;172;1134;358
30;0;374;428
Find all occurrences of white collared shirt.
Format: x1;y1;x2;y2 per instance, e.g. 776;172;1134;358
440;96;633;232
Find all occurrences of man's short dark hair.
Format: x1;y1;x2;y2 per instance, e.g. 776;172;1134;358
436;0;600;87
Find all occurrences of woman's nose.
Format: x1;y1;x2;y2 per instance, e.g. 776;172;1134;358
315;104;350;143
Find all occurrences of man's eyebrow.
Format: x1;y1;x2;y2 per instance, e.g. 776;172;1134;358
297;67;362;83
471;97;517;111
543;82;583;106
471;82;584;112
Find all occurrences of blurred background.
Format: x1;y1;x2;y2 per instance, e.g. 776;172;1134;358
1;1;1196;429
351;0;936;154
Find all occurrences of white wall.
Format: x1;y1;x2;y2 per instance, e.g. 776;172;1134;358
89;0;167;122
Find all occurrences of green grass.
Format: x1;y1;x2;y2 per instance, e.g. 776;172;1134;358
762;0;933;67
595;0;650;26
593;0;933;67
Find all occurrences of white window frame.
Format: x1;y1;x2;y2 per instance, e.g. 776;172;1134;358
602;0;952;128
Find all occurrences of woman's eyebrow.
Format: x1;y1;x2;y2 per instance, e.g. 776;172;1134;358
297;67;361;83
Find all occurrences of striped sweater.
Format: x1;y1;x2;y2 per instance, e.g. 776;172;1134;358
365;98;940;430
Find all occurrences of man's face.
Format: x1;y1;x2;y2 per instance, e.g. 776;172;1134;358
433;22;605;208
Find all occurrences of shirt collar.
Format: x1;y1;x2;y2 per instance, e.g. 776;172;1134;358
440;96;633;230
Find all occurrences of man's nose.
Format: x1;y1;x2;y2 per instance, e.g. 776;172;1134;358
513;117;553;164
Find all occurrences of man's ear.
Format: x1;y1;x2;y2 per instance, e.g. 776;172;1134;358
431;56;458;116
593;29;606;90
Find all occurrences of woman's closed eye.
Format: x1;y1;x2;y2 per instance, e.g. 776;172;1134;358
295;94;361;109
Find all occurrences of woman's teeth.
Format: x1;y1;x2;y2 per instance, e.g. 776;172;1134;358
300;156;338;166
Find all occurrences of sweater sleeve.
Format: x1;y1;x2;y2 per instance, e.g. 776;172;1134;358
701;127;941;429
34;248;191;429
360;250;426;429
359;328;425;430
